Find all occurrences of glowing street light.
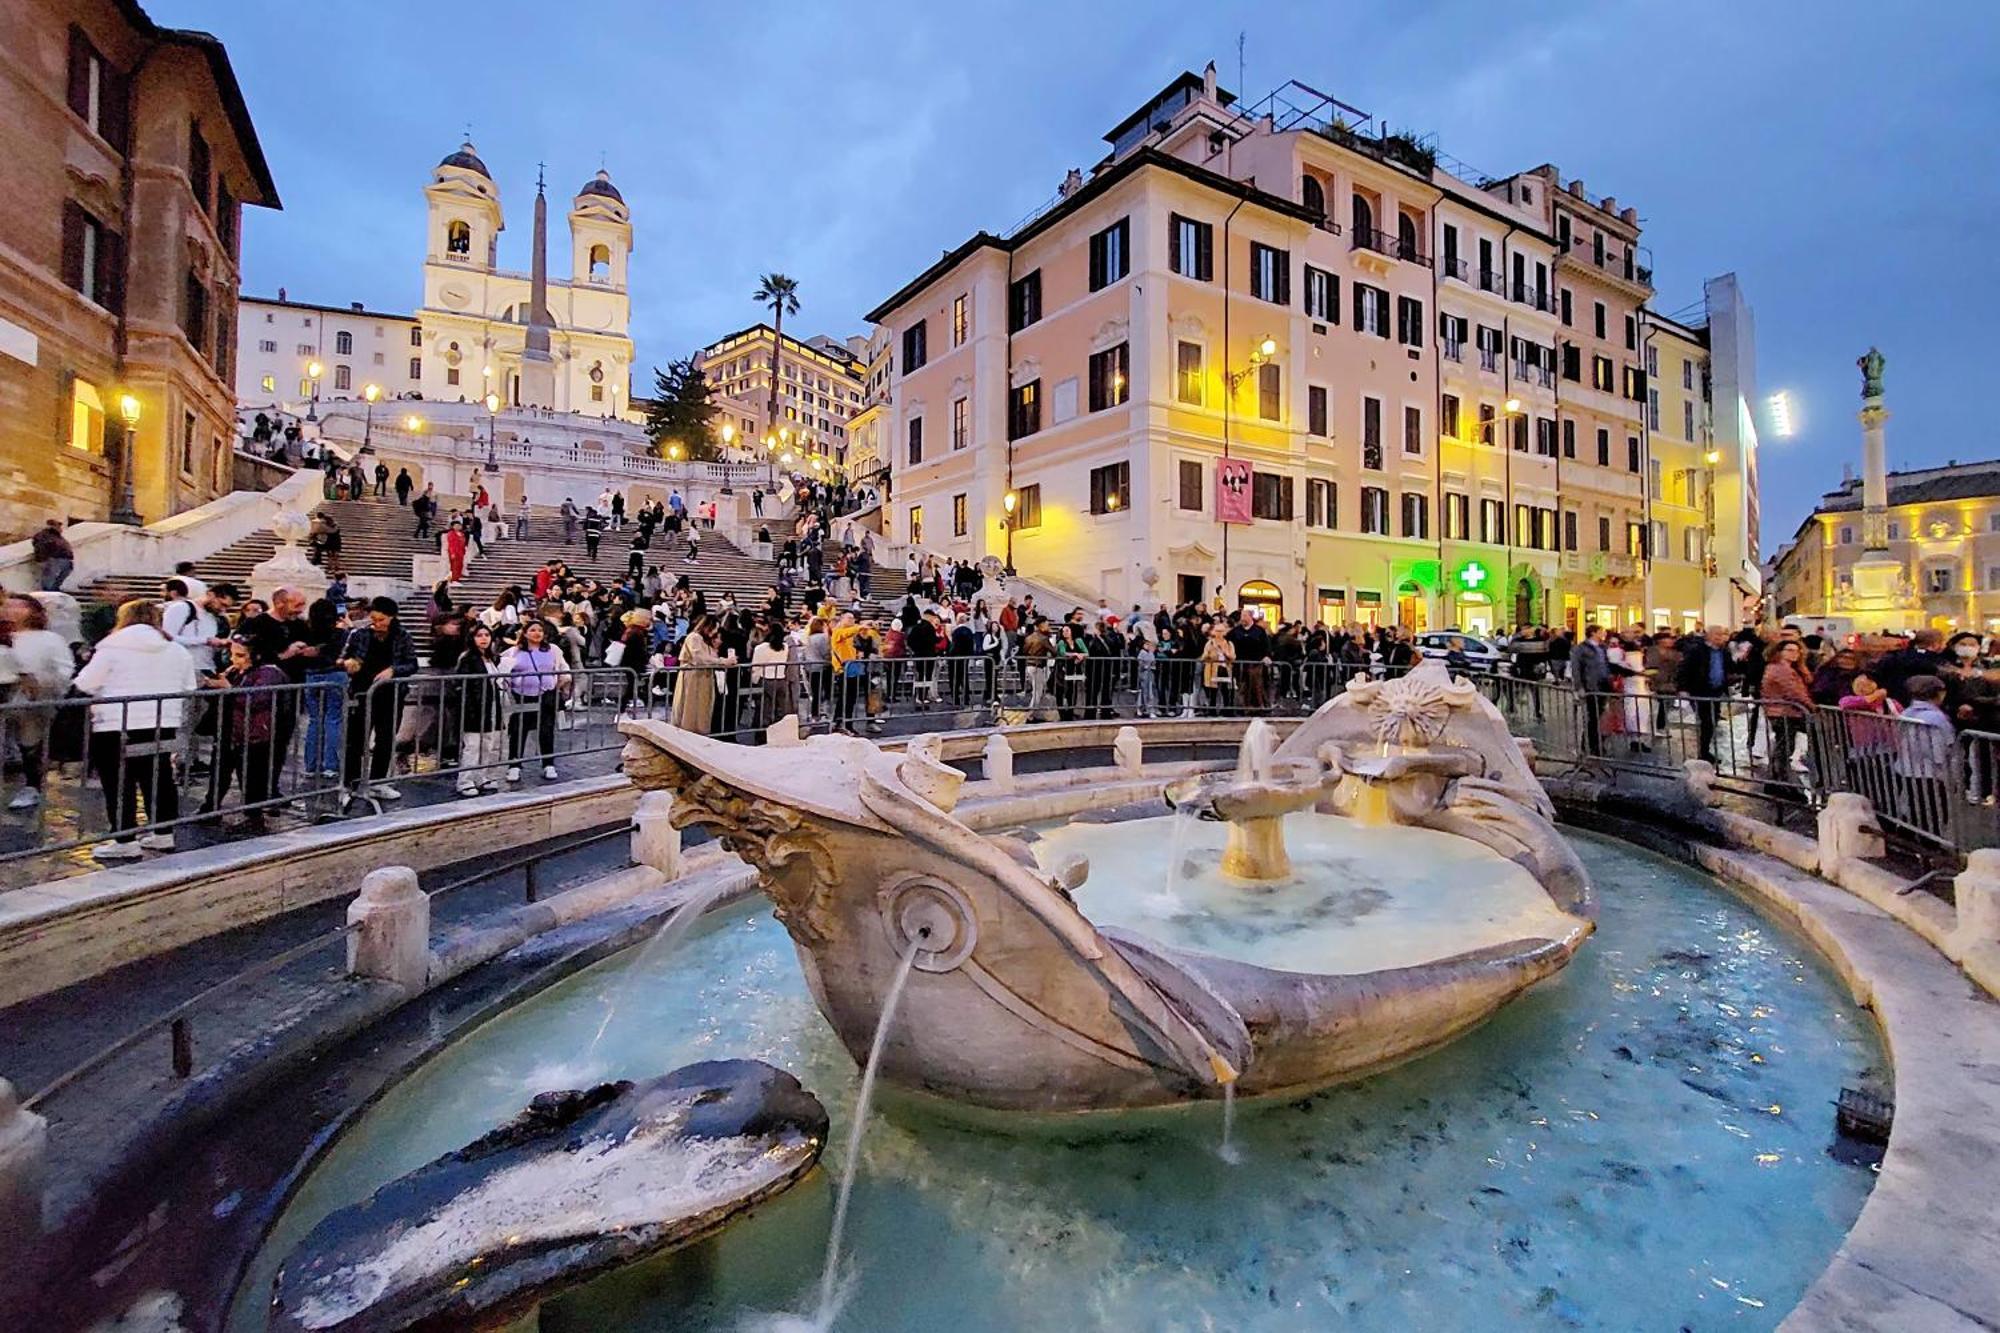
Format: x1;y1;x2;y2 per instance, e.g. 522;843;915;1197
360;382;381;454
1257;336;1278;358
404;414;424;433
1704;448;1722;466
110;391;142;524
483;392;501;473
305;360;323;422
1503;397;1522;414
667;442;683;460
1002;489;1018;576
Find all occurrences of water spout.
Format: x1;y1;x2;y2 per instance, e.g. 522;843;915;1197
585;874;735;1064
1218;1082;1243;1165
1237;719;1277;783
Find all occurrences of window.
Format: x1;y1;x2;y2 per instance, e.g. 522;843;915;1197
334;331;352;355
909;505;923;545
1625;314;1638;351
61;202;121;311
187;122;210;212
1648;387;1661;431
1596;428;1610;466
1088;343;1130;411
1360;486;1389;535
1089;461;1131;515
180;410;196;474
259;374;274;393
216;181;236;252
1307;478;1336;529
1624;365;1648;402
1354;284;1389;337
446;220;471;254
1397;213;1419;260
1480;498;1504;544
1362;397;1383;469
408;325;422;348
1649;458;1664;498
1178;460;1203;511
952;493;967;537
907;416;923;465
1560;288;1572;326
1169;214;1213;280
1396;296;1424;347
333;365;350;390
1627;522;1647;558
1683;359;1695;391
1441;393;1460;439
1565;510;1579;551
1303;265;1337;322
1888;520;1902;541
1234;469;1282;521
1249;242;1289;303
1015;484;1043;529
1089;218;1130;290
1478;402;1496;447
1536;417;1557;457
1598;516;1612;551
1009;380;1041;438
1176;341;1204;405
1442;224;1459;275
255;338;275;353
952;294;968;347
1561;343;1581;381
1008;271;1042;331
446;368;460;386
1439;312;1467;361
67;377;105;453
1403;405;1423;454
1593;301;1607;339
1308;385;1328;437
1627;435;1641;472
1477;324;1502;370
66;26;128;150
902;320;928;372
1510;415;1529;453
1683;400;1695;439
1651;520;1669;561
409;356;421;379
1401;492;1429;539
1562;417;1576;458
1592;356;1615;392
951;396;969;450
1257;362;1281;421
1515;504;1534;547
1444;491;1469;539
1301;174;1326;220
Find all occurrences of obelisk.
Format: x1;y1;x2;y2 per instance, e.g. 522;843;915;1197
519;165;557;409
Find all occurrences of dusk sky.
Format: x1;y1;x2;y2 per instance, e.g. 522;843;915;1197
159;1;1996;554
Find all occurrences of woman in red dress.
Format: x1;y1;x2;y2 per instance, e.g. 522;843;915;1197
444;518;468;582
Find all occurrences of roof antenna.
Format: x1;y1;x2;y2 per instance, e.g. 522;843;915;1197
1237;31;1245;94
463;120;473;143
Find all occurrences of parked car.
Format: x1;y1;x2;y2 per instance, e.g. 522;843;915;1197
1413;631;1508;673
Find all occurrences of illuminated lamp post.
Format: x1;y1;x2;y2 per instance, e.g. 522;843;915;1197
483;392;501;473
360;383;380;454
110;392;142;524
1002;488;1017;577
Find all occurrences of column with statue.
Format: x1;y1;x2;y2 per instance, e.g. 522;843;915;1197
1846;346;1917;630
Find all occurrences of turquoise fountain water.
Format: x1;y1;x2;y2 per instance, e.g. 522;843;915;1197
235;830;1881;1331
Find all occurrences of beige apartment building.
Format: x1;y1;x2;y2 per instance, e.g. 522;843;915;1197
696;324;867;470
869;67;1757;632
0;0;278;539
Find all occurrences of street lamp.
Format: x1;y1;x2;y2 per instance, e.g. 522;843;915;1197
667;442;683;460
361;383;380;454
483;392;500;473
404;414;424;434
1002;488;1018;576
305;361;323;422
109;392;142;525
1224;335;1279;396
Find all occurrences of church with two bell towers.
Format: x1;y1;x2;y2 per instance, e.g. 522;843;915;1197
418;142;638;420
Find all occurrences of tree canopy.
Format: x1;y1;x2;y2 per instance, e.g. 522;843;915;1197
644;356;720;460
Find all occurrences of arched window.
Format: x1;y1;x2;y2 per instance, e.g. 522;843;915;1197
334;331;352;355
588;243;611;280
1351;193;1373;243
1300;175;1325;221
1238;580;1284;621
446;220;471;254
1397;211;1418;260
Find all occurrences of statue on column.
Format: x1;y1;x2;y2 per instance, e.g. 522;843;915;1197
1857;347;1885;401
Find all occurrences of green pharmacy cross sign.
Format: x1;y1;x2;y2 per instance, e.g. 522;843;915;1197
1456;560;1489;592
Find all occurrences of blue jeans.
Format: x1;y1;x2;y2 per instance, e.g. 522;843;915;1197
302;670;347;774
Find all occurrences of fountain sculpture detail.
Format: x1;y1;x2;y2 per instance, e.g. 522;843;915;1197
619;659;1594;1113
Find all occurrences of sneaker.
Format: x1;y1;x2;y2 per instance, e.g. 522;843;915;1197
8;788;40;811
138;832;177;852
480;780;503;793
93;840;143;861
320;768;340;779
456;784;478;798
506;767;522;783
542;765;559;780
372;784;402;800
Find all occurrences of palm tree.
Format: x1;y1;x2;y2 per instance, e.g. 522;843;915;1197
752;272;800;448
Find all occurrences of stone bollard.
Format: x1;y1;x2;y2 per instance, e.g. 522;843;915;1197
766;714;803;748
0;1079;46;1252
983;733;1015;791
346;866;431;992
1682;759;1718;807
1953;848;2000;946
1817;792;1885;879
1113;726;1144;774
631;790;682;878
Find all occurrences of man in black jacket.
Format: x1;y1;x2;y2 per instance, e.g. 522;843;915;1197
1675;626;1733;763
338;596;420;801
1873;629;1945;706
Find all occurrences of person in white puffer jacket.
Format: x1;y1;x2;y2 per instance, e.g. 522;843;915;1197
73;599;198;860
1;592;75;811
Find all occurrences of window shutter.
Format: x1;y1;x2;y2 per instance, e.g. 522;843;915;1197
1088;233;1105;291
99;223;125;315
1281;475;1294;521
1168;217;1181;273
1275;252;1290;305
60;201;86;293
100;61;129;155
1196;224;1212;280
66;27;91;118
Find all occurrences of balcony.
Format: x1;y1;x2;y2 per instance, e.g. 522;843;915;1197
1510;281;1552;313
1559;236;1655;293
1477;348;1500;373
1352;226;1431;268
1439;256;1469;283
1476;268;1503;296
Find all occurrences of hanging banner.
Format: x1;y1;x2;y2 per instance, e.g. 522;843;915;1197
1216;458;1254;523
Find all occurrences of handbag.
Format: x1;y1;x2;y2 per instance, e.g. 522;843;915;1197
604;640;627;667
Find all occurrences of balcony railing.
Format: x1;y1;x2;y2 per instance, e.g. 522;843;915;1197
1511;281;1551;312
1478;348;1500;372
1439;256;1469;282
1537;366;1556;389
1476;268;1503;295
1441;339;1463;363
1352;226;1431;267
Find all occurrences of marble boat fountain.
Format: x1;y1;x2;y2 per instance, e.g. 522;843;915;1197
618;659;1595;1112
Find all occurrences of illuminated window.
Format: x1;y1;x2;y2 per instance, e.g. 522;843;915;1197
68;378;104;452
